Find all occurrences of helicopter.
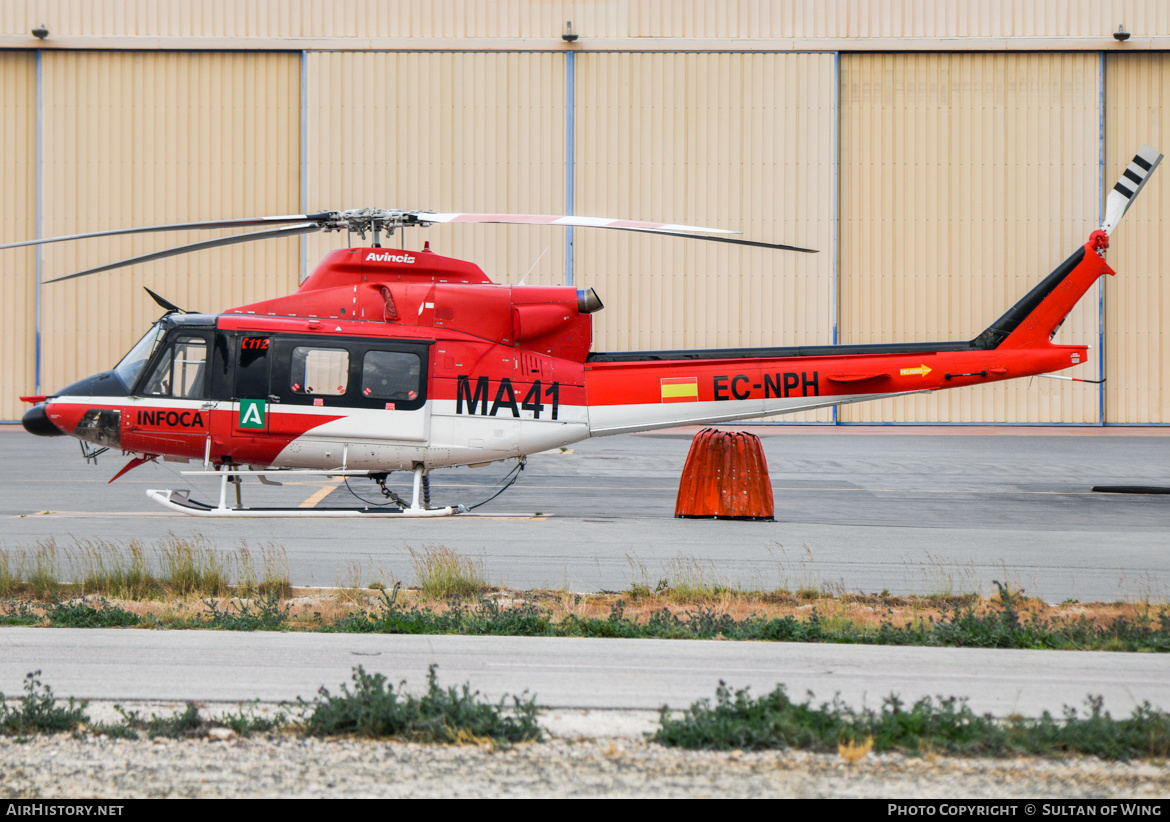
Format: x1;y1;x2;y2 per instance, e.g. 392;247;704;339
10;146;1163;517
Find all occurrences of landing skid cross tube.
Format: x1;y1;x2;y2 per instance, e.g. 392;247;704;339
146;465;457;518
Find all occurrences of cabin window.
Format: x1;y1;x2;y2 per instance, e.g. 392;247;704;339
142;337;208;399
361;351;421;401
290;346;349;396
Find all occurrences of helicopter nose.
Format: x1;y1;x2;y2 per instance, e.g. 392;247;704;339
22;403;65;437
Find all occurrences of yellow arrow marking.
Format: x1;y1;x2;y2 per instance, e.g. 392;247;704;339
899;364;933;377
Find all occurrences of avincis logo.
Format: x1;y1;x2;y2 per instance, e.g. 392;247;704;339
366;252;416;263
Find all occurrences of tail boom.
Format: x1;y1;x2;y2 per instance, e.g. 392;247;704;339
584;233;1112;436
584;343;1086;435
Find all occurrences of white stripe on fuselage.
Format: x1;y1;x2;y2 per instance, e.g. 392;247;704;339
585;391;928;436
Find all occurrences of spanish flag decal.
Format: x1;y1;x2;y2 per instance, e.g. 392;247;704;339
661;377;699;403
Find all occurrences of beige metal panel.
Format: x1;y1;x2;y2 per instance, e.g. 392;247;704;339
304;51;566;289
616;0;1170;39
38;51;301;396
4;0;1170;41
575;52;835;421
0;52;37;421
839;52;1100;423
0;0;574;39
1105;53;1170;423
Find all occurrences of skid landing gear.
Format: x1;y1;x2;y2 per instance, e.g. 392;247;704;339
146;464;457;518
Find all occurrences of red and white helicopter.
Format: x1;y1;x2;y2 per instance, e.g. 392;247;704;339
12;146;1162;517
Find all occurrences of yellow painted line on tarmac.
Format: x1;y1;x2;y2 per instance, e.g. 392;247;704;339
300;479;343;509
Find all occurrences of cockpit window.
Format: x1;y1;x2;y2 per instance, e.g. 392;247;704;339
113;322;168;390
142;336;208;398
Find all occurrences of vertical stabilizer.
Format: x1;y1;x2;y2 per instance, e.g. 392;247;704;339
977;145;1161;350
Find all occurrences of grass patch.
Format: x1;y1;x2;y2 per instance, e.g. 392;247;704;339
300;665;540;745
29;541;60;600
0;547;16;598
0;535;291;601
655;681;1170;761
327;583;1170;652
6;580;1170;653
409;545;487;600
660;557;734;604
158;534;230;597
76;539;154;599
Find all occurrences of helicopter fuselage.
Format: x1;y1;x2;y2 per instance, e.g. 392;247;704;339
26;238;1101;482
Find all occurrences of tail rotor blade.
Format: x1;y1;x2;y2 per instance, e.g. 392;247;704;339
1102;145;1163;235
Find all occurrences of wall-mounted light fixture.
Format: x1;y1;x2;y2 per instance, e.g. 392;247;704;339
1114;24;1131;41
31;24;48;39
562;21;579;42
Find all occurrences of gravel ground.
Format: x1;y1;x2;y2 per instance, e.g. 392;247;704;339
1;706;1168;798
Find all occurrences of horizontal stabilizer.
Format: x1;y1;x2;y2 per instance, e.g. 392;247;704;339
1102;145;1163;235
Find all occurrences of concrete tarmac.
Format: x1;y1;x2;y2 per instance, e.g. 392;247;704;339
2;627;1167;722
2;424;1168;602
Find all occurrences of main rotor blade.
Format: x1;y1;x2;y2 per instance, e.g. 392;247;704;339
44;223;323;283
620;227;817;252
415;212;816;253
418;212;738;234
0;213;331;252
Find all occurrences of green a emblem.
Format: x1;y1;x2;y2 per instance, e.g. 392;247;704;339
239;398;267;429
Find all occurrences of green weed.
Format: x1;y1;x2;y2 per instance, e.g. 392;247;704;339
300;664;540;745
0;599;143;628
655;681;1170;761
111;701;288;739
0;671;89;735
193;592;291;631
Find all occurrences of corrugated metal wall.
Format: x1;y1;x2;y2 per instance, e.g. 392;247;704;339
5;1;1170;41
1106;53;1170;424
38;51;300;398
0;52;36;421
305;51;566;289
574;51;835;421
839;52;1101;423
3;3;1170;425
